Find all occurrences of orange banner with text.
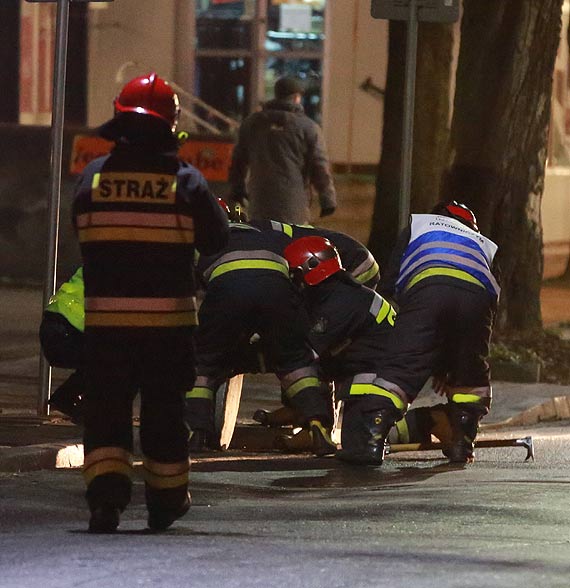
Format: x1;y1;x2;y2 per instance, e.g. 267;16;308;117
70;135;234;183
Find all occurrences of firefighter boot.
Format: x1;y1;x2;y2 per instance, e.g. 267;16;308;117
253;405;302;427
86;473;131;534
337;407;400;466
185;396;216;452
447;402;487;464
274;427;312;453
309;420;336;456
48;370;85;424
147;488;191;532
188;428;213;453
89;506;121;534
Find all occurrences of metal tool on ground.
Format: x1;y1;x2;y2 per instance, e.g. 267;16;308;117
386;436;535;461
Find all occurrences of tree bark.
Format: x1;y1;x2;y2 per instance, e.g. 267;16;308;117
443;0;564;331
368;21;454;269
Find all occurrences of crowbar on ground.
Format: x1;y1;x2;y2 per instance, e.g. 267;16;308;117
386;436;535;461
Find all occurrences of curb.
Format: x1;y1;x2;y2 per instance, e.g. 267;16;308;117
0;442;83;473
485;395;570;429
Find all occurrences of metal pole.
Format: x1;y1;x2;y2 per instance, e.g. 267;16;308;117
38;0;70;416
398;0;419;231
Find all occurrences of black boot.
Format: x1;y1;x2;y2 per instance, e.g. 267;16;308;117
337;407;399;466
447;402;487;464
147;489;191;532
89;506;121;534
48;371;85;424
188;428;215;453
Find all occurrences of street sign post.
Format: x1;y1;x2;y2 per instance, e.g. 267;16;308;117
371;0;459;231
26;1;112;3
372;0;459;22
32;0;112;416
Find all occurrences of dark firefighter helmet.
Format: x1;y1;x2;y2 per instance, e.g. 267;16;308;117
284;236;343;286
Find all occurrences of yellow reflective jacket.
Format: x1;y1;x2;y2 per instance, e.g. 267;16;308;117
44;267;85;332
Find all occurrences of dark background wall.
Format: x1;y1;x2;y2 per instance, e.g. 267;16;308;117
0;3;20;123
0;124;83;284
0;124;233;285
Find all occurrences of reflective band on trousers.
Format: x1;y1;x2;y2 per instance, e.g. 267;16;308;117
448;385;492;404
368;294;396;326
142;457;190;490
348;374;408;410
349;383;406;410
394;417;410;444
284;376;320;399
204;250;289;282
185;386;214;401
405;267;486;292
83;446;134;485
85;296;197;312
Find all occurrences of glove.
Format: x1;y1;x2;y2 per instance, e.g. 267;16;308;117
320;206;336;218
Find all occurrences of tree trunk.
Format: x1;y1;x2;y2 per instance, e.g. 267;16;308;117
368;21;454;269
443;0;563;331
369;22;406;271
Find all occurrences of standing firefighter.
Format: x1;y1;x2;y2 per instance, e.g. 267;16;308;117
378;201;500;463
72;73;229;533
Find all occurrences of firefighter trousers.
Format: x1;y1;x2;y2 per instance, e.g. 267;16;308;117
82;328;195;517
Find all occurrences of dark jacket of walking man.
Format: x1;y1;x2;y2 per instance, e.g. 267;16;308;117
72;72;229;533
229;76;337;224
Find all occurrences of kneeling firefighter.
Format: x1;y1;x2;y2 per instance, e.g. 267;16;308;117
72;72;229;533
284;235;402;465
39;266;85;423
377;201;500;463
250;220;381;430
185;220;335;457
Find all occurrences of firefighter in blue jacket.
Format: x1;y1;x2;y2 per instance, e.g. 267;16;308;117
284;235;401;465
72;73;229;533
185;220;335;457
377;201;500;463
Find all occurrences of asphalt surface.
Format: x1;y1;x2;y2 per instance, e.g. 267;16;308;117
1;429;570;588
2;284;570;587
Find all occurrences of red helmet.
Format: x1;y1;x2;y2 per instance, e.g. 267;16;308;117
217;197;231;217
284;236;343;286
114;73;180;133
432;200;479;232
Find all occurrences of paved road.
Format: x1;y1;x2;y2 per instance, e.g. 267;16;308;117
1;427;570;588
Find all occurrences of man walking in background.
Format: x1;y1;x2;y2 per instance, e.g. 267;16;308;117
229;76;337;224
